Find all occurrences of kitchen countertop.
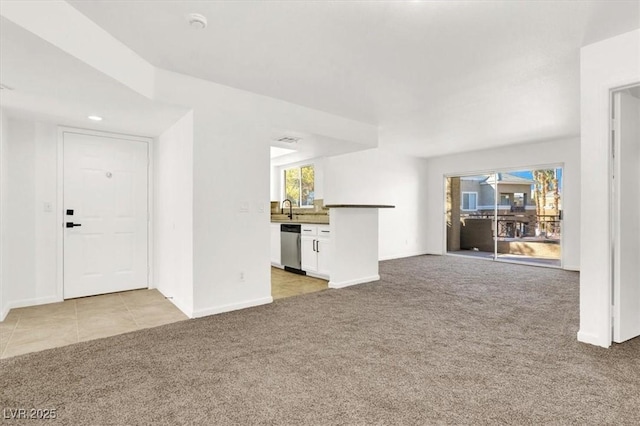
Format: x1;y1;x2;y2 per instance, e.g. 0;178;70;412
271;214;329;224
271;219;330;225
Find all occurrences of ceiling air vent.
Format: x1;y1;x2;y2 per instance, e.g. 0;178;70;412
276;136;300;144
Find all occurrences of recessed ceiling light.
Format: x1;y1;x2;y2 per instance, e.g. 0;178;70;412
188;13;207;29
88;115;103;121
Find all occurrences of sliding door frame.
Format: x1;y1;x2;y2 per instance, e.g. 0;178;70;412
444;162;565;269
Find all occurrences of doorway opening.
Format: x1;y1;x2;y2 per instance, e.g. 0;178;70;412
446;167;563;268
611;84;640;344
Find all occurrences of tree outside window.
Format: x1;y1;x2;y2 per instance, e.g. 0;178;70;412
284;165;314;207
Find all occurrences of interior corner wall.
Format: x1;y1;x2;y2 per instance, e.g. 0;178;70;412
153;70;272;318
189;110;272;317
154;111;194;317
424;137;581;270
152;68;378;318
324;148;430;260
1;116;58;319
579;29;640;348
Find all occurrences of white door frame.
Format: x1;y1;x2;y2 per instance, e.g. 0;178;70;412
609;82;640;343
56;127;154;301
443;162;565;269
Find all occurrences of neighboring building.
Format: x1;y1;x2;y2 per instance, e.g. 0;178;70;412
460;173;536;213
458;173;560;239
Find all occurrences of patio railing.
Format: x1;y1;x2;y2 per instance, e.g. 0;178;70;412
462;213;561;238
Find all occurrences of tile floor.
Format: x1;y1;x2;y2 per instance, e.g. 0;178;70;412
0;289;187;359
0;269;327;359
271;267;328;300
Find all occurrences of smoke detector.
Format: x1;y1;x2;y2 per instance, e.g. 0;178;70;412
188;13;207;29
276;136;300;144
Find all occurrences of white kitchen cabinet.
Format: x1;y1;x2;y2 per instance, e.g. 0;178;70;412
316;238;331;276
301;236;318;272
301;225;317;236
301;225;331;279
270;223;281;266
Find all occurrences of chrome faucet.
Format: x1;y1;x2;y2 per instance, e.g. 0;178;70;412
282;199;293;220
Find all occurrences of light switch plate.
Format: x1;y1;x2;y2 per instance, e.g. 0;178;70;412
43;202;52;213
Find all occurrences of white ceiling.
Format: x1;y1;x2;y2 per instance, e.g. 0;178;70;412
66;0;640;157
627;85;640;99
0;17;188;137
268;128;371;166
3;1;639;157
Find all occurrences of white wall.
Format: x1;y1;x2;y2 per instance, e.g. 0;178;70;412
0;67;376;322
270;165;281;201
150;72;284;317
192;109;271;316
579;29;640;348
329;208;380;288
0;110;7;319
0;115;171;321
154;111;194;317
1;2;379;320
324;148;430;260
0;116;58;319
153;68;377;318
424;137;581;270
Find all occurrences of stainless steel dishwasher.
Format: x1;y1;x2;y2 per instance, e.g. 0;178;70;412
280;224;304;273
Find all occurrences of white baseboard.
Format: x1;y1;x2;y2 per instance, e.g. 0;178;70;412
577;330;610;348
271;263;284;269
192;296;273;318
168;297;194;319
379;251;429;261
329;275;380;289
155;288;194;318
305;271;329;280
563;264;580;272
0;295;62;322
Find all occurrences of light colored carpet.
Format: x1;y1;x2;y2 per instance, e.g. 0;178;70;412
1;255;639;425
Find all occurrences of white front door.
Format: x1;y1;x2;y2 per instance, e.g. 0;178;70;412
613;89;640;343
63;131;149;299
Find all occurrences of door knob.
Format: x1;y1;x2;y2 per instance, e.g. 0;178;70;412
65;222;82;228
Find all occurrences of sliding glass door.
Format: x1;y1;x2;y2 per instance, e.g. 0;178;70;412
446;167;562;267
446;174;497;260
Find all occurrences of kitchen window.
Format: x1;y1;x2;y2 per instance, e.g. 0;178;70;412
461;192;478;211
284;164;314;207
